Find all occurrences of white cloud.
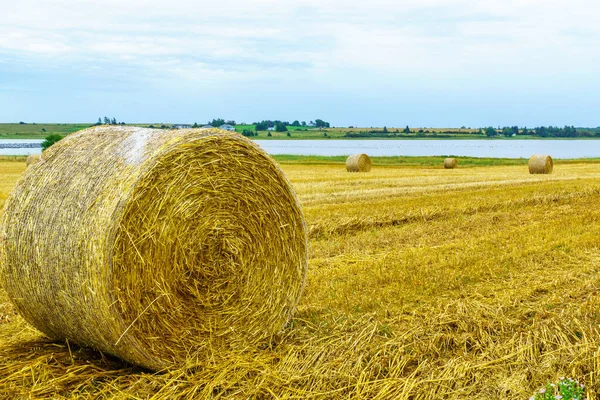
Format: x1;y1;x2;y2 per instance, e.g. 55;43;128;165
1;0;599;87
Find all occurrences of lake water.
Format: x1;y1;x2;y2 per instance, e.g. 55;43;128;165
1;139;599;159
0;140;43;155
255;140;600;159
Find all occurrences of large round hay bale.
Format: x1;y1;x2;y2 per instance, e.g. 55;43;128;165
0;126;308;371
528;154;553;174
346;153;372;172
25;153;41;167
443;158;457;169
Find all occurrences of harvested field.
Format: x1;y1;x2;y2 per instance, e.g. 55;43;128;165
2;158;600;398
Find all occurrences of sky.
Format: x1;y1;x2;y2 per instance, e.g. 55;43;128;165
1;0;599;127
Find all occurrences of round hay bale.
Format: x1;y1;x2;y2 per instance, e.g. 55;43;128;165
25;153;41;167
346;153;372;172
0;126;308;371
528;154;553;174
443;158;457;169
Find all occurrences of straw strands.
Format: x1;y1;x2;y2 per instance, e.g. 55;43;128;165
444;158;457;169
529;154;553;174
346;153;372;172
0;126;308;371
25;154;41;167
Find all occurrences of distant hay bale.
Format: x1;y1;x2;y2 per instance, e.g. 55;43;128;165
25;154;41;167
0;126;308;371
346;153;372;172
528;154;553;174
444;158;457;169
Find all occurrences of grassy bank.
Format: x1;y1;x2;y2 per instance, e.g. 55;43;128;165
5;153;598;167
0;123;91;139
273;154;600;167
0;156;28;162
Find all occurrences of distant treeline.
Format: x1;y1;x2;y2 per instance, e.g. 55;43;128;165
253;119;330;130
346;126;457;138
96;117;125;126
205;119;236;127
485;126;600;137
346;125;600;138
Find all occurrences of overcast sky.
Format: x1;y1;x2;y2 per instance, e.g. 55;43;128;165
1;0;599;127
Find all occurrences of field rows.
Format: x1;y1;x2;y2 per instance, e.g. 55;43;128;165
1;160;600;398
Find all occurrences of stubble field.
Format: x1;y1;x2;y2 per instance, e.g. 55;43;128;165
1;157;600;398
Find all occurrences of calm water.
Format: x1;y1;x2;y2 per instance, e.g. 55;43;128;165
1;139;599;159
0;140;43;155
255;140;600;159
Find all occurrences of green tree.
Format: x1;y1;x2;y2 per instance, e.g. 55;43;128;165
255;122;268;131
111;117;117;125
96;117;102;125
275;122;288;132
103;116;110;124
209;118;225;127
536;126;548;137
314;119;330;128
383;126;388;133
485;127;498;137
502;127;513;137
292;120;300;127
301;121;307;126
41;134;62;151
403;125;410;134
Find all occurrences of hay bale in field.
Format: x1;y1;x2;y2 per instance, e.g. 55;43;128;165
0;126;308;371
528;154;553;174
25;154;41;167
346;153;372;172
444;158;457;169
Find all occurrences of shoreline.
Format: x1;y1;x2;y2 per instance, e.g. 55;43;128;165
3;154;599;167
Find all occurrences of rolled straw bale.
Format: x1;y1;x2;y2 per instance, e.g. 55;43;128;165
346;153;372;172
0;126;308;371
444;158;457;169
528;154;553;174
25;153;41;167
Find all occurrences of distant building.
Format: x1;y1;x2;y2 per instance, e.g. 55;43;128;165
172;124;192;129
219;124;236;132
267;126;275;131
201;125;214;129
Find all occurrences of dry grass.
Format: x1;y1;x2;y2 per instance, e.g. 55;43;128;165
2;158;600;398
1;126;307;372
